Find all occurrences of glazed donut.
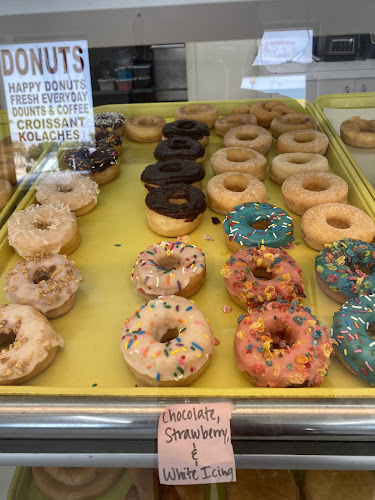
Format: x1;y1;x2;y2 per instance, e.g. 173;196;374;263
270;152;329;185
121;295;214;386
223;125;272;156
174;104;219;129
315;239;375;303
281;171;348;216
227;469;299;500
301;203;375;251
340;116;375;148
214;113;257;137
32;467;124;500
277;130;329;155
0;304;64;384
141;159;205;191
94;111;125;135
154;137;206;163
234;301;333;387
207;172;266;215
64;146;120;185
304;470;375;500
145;183;207;237
132;240;206;299
210;147;266;180
95;128;123;155
4;253;83;318
8;202;80;257
0;178;13;211
36;172;100;216
270;113;317;138
249;100;296;128
221;245;304;309
223;202;294;252
125;115;167;143
162;120;210;146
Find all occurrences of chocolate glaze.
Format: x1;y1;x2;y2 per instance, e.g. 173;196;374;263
154;136;205;162
162;120;210;141
96;129;122;146
145;183;207;221
64;146;118;174
94;112;125;129
141;159;205;190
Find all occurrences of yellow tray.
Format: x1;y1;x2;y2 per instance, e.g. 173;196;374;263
314;92;375;198
0;98;374;400
7;467;132;500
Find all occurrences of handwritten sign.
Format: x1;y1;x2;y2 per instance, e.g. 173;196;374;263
158;403;235;485
0;40;94;147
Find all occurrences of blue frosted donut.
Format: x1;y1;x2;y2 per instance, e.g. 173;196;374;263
223;202;294;252
332;294;375;385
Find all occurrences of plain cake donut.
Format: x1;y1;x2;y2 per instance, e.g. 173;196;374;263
270;113;317;137
210;147;266;180
270;152;329;185
277;129;329;155
340;116;375;148
174;104;219;128
214;113;257;136
125;115;167;143
224;125;272;156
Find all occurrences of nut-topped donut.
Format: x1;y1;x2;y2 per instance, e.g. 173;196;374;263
224;125;272;156
154;137;206;163
0;304;64;384
141;159;205;191
340;116;375;148
94;111;125;135
64;146;119;185
162;120;210;146
125;115;167;143
174;104;219;129
121;295;214;386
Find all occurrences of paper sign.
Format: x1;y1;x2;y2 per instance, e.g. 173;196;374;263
158;403;236;485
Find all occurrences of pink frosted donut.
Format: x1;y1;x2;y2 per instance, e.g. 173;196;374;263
234;301;333;387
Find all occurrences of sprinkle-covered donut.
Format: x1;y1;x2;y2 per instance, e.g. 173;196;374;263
120;295;214;386
234;301;333;387
221;245;305;309
141;159;205;191
154;137;206;163
315;239;375;303
162;120;210;146
95;128;123;154
132;241;206;299
223;202;294;253
332;294;375;385
64;146;119;185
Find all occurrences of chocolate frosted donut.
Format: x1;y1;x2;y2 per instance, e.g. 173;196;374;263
154;137;206;163
64;146;118;174
162;120;210;146
94;112;125;135
95;129;123;155
141;159;205;190
146;183;206;221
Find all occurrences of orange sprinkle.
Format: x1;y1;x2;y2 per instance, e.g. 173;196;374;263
150;339;156;344
354;333;359;340
354;322;359;329
143;346;149;357
167;275;170;285
145;331;152;335
147;364;151;369
156;350;161;356
178;318;184;323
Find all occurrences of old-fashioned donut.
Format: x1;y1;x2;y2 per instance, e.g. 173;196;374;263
224;125;272;156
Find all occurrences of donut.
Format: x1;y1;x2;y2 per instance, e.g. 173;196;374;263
207;172;266;215
281;171;348;216
224;125;272;156
270;113;317;137
32;467;124;500
226;469;299;500
0;304;64;384
269;152;329;185
132;240;206;299
4;253;83;318
35;172;100;216
162;120;210;146
221;245;305;309
64;146;120;185
234;301;333;387
214;113;257;137
127;469;159;500
141;159;205;191
8;202;80;257
145;183;207;237
94;111;125;135
154;137;206;163
304;470;375;500
174;104;219;129
232;105;251;114
0;178;13;211
315;239;375;303
120;295;214;386
125;115;167;143
277;130;329;155
95;128;123;155
210;147;266;180
223;202;294;252
249;100;296;127
301;203;375;251
340;116;375;148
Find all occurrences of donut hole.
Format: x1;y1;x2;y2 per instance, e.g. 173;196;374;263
33;265;56;284
251;219;270;230
170;140;190;150
302;179;331;192
138;118;154;127
326;217;351;229
227;116;244;124
157;256;181;271
223;175;248;193
252;267;274;281
226;149;254;162
294;133;315;144
237;131;258;141
57;185;73;193
291;157;310;165
160;327;179;343
0;329;16;353
368;322;375;340
168;197;188;205
269;324;295;349
179;122;194;130
160;163;183;173
185;106;204;114
35;221;49;230
351;263;373;276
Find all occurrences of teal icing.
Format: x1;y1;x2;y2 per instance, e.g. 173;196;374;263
332;294;375;385
223;202;294;248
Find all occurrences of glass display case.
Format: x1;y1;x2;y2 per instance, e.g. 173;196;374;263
0;1;375;498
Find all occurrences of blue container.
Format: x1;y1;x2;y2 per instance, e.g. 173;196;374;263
116;67;133;80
